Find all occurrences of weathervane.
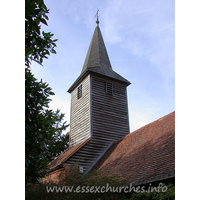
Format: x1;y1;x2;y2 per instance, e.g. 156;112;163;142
95;9;100;25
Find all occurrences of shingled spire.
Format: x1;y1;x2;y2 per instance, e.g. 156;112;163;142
63;20;131;173
81;24;112;72
68;23;130;93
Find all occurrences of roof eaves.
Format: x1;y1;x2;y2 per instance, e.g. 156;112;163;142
67;70;90;93
92;111;175;178
68;66;131;93
88;67;131;85
48;138;91;172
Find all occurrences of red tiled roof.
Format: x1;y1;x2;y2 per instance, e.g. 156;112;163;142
48;138;91;172
93;111;175;185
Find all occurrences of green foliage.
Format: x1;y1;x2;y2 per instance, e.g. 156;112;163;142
25;0;68;184
26;169;129;200
130;183;175;200
25;0;57;67
26;168;175;200
26;183;58;200
63;169;128;200
45;124;69;162
25;68;69;184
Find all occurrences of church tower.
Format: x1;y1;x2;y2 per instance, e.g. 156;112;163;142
66;18;131;173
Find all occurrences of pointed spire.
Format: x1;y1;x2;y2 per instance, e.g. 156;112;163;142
68;21;131;93
79;24;130;85
81;23;112;73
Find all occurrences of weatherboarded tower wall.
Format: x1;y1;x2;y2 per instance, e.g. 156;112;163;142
69;74;91;146
66;21;131;172
91;74;130;142
69;73;130;147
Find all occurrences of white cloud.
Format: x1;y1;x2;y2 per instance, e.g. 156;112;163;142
30;0;174;136
128;106;156;132
103;0;174;107
49;94;71;133
101;0;175;66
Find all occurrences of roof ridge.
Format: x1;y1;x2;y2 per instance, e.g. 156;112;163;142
112;111;175;144
93;111;175;184
131;111;175;133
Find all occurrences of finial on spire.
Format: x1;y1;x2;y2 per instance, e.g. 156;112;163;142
95;9;100;25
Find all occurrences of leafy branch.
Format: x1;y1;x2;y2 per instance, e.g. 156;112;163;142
25;0;58;67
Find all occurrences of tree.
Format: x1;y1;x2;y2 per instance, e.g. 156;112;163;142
25;0;57;67
25;0;69;183
25;68;69;183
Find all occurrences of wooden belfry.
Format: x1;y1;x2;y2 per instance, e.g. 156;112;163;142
66;16;131;173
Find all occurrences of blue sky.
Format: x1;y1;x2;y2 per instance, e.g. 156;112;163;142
31;0;175;132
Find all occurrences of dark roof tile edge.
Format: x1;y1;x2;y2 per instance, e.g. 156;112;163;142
92;111;175;172
48;138;91;172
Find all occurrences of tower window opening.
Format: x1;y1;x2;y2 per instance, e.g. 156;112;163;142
106;82;113;95
77;85;82;99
